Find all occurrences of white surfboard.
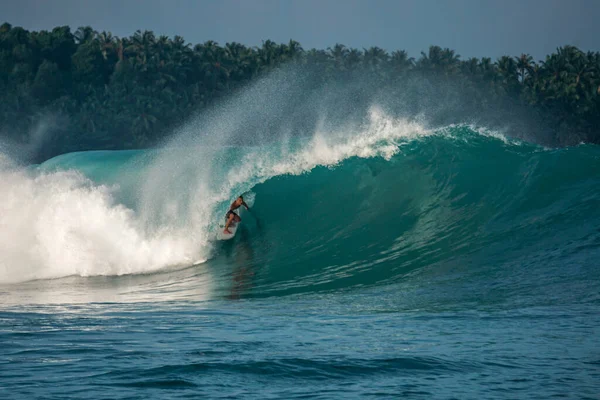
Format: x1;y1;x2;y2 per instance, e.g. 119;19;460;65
218;207;243;241
218;219;239;240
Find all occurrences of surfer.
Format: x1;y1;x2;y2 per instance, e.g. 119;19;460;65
223;196;250;234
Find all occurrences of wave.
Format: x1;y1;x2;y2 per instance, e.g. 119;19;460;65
1;111;599;299
0;108;427;283
229;132;600;297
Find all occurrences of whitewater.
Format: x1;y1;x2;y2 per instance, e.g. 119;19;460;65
1;69;599;399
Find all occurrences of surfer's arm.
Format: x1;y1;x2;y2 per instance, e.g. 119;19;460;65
242;201;249;210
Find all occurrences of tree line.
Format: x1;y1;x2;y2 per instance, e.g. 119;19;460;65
0;23;599;161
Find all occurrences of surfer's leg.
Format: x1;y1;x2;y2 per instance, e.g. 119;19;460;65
224;213;235;233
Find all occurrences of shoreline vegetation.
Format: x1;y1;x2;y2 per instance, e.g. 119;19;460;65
0;23;599;162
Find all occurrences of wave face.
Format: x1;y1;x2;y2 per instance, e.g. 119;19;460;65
1;115;599;304
224;128;600;300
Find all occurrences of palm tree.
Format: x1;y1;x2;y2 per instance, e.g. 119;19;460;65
225;42;253;80
417;46;460;75
328;43;349;70
461;57;480;76
284;40;303;61
515;53;533;84
478;57;496;82
390;50;413;77
363;46;389;69
0;22;11;34
257;40;280;70
97;31;116;60
496;55;519;91
126;30;156;67
345;48;362;70
194;40;229;90
74;26;96;44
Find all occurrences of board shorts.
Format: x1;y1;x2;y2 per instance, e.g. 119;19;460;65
226;210;239;220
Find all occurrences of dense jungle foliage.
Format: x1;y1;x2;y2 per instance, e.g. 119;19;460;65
1;23;599;161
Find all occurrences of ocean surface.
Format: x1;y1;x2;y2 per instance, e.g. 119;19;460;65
1;114;599;399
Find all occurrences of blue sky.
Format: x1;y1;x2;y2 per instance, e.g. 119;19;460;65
1;0;599;61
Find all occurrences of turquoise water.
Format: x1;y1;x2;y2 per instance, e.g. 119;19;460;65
1;123;599;399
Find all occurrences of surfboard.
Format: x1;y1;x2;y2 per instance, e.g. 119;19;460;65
218;208;243;240
218;219;239;240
